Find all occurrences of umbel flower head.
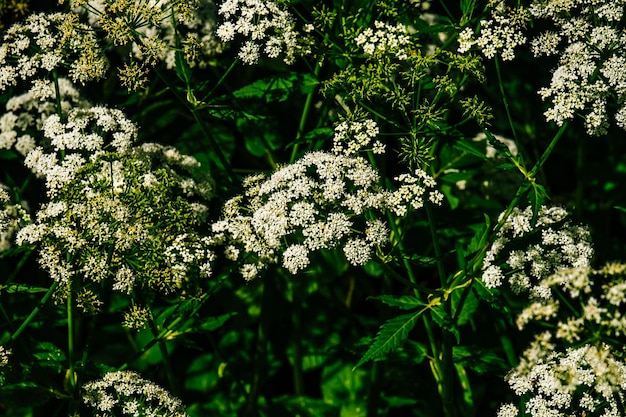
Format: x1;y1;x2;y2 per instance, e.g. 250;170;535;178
0;184;29;253
22;105;138;198
481;205;594;300
460;0;626;135
16;143;214;313
0;77;90;157
0;12;108;91
216;0;309;64
498;334;626;417
210;151;442;280
82;370;188;416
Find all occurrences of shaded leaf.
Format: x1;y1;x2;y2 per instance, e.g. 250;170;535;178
354;309;425;368
369;295;425;310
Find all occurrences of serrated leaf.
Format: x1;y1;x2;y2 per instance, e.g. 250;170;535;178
369;295;425;310
354;309;425;369
430;305;460;343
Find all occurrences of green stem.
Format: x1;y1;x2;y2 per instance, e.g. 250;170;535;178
244;278;273;417
493;56;519;145
9;281;58;342
152;67;237;183
291;281;305;396
67;288;76;391
52;70;63;120
425;204;455;417
386;211;444;399
290;60;322;163
203;58;240;101
147;311;179;397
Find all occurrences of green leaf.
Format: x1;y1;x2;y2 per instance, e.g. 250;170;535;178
198;312;237;332
175;50;192;86
528;182;550;225
465;214;491;256
33;342;66;372
232;72;318;103
453;139;487;161
453;346;508;375
0;149;18;160
430;305;460;343
354;309;425;368
369;295;425;310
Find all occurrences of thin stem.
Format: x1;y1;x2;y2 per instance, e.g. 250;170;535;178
9;281;58;342
493;56;519;145
425;204;455;417
203;58;240;101
244;278;273;417
67;288;76;392
52;70;63;120
152;67;237;183
386;211;444;400
291;280;305;396
147;311;179;397
290;60;322;163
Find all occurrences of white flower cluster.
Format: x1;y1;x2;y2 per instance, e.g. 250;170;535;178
457;1;528;61
0;12;108;91
0;345;9;368
354;21;412;60
0;345;10;384
16;144;214;311
211;151;391;279
516;263;626;339
22;106;139;197
499;333;626;417
211;151;443;279
481;206;593;299
0;184;30;254
82;370;188;417
388;170;445;217
462;0;626;135
216;0;306;65
530;0;626;136
0;78;89;157
332;118;384;156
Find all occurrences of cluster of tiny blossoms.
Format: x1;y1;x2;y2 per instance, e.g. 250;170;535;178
0;12;107;91
516;263;626;339
354;20;412;60
0;78;89;156
0;184;29;253
216;0;307;64
457;0;529;61
16;143;214;312
462;0;626;135
211;151;443;279
530;0;626;135
332;118;385;156
0;345;10;384
498;334;626;417
481;205;593;299
82;370;188;417
22;106;138;197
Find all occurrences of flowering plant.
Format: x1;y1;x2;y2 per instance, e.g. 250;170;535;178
1;0;626;416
